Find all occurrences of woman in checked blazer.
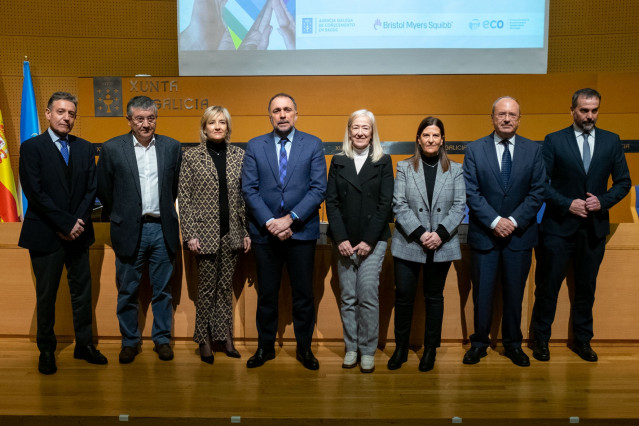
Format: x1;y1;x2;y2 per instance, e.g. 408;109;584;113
389;116;466;372
178;106;250;364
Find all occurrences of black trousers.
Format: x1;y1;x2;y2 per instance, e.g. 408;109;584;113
393;255;452;348
532;227;606;343
30;246;93;352
252;238;317;349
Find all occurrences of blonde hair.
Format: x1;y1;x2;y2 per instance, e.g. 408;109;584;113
340;109;384;162
199;106;232;143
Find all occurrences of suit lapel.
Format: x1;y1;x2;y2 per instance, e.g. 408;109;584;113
482;135;504;192
43;132;70;196
122;134;142;198
284;131;303;187
508;137;528;191
335;155;361;191
410;160;429;207
198;144;217;181
565;127;586;174
431;161;447;207
263;133;280;183
357;156;377;187
590;127;604;174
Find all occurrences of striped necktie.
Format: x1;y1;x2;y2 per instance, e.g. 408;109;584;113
59;139;69;165
279;138;288;208
501;139;511;187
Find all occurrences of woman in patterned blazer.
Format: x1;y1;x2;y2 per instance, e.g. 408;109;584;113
178;106;250;364
389;116;466;372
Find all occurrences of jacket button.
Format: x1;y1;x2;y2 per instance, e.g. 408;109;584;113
437;208;441;212
419;208;423;212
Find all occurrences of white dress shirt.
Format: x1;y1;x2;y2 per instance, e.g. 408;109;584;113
133;135;160;217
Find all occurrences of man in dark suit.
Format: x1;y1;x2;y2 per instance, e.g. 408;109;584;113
531;88;630;362
97;96;182;364
462;96;545;367
242;93;327;370
19;91;107;375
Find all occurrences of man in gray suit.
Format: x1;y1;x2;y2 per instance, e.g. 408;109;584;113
462;96;545;367
97;96;182;364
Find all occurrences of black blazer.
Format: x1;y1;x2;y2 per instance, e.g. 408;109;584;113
18;130;97;252
325;153;394;246
97;132;182;258
541;126;631;239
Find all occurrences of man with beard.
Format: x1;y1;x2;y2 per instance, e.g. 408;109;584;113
531;88;630;363
241;93;326;370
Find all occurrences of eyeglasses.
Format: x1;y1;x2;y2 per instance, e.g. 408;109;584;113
494;112;520;120
129;115;157;125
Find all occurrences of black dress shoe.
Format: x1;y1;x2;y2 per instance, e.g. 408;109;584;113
74;345;108;365
246;347;275;368
419;347;436;372
38;351;57;375
532;340;550;361
463;347;487;365
225;348;241;358
387;345;408;370
296;347;319;370
154;343;174;361
119;346;138;364
504;347;530;367
572;341;598;362
201;354;214;364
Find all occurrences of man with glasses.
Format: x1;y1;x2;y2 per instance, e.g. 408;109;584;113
97;96;182;363
462;96;545;366
19;92;107;374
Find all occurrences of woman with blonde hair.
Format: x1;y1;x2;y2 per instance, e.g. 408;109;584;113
325;109;394;373
178;106;250;364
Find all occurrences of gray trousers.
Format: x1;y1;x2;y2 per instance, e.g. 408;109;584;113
335;241;387;356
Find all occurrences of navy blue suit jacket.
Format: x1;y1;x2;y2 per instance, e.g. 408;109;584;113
242;130;327;243
463;133;545;251
18;131;96;253
540;126;630;239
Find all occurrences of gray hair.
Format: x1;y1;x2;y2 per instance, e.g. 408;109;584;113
47;92;77;109
267;93;297;112
126;96;157;116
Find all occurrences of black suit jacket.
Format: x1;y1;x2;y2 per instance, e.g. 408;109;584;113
18;130;96;252
541;126;631;239
325;153;394;246
97;133;182;258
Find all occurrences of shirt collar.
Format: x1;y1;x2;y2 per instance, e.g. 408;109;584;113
133;134;156;148
48;127;68;142
274;128;295;144
493;132;516;146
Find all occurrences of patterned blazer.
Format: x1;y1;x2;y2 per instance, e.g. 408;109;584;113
391;158;466;263
178;143;248;254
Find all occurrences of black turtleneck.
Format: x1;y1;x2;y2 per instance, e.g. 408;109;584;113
206;140;229;237
410;153;450;245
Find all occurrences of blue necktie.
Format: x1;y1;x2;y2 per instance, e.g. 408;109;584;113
279;138;288;208
59;139;69;165
501;140;511;187
582;132;591;173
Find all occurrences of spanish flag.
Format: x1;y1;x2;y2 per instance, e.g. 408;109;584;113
0;109;20;222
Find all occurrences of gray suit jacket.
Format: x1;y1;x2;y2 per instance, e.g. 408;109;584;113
97;132;182;258
391;158;466;263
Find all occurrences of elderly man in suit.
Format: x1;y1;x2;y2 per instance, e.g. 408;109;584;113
97;96;182;364
531;88;630;363
19;91;107;375
462;96;545;367
242;93;327;370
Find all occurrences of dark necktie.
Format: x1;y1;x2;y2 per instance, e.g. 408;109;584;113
501;139;511;187
582;132;591;173
279;138;288;208
59;139;69;165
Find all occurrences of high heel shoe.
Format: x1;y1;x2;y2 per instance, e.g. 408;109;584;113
225;347;241;358
200;354;214;364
